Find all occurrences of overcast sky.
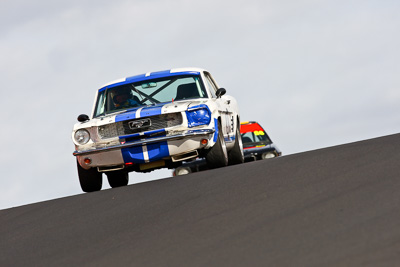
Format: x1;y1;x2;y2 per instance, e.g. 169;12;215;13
1;0;400;210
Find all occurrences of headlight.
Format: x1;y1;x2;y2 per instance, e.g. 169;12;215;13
74;129;90;145
186;106;211;128
262;152;276;159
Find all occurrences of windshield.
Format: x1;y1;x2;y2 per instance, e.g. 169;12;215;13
93;75;207;117
241;131;272;147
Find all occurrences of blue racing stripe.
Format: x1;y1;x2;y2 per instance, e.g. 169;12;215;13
121;146;145;164
147;141;170;161
213;118;218;142
115;109;139;122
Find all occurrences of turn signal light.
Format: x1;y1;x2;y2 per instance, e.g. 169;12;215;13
201;139;208;145
84;158;92;165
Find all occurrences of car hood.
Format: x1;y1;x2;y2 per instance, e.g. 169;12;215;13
114;100;207;122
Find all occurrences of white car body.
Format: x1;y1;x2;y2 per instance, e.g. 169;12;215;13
72;68;241;176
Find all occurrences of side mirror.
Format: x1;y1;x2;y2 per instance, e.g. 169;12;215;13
77;114;90;122
216;88;226;98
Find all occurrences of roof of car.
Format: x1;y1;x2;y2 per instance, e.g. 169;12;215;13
99;67;207;91
241;121;258;125
240;121;265;133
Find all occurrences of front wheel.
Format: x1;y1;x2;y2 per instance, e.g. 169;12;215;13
77;161;102;192
206;120;228;168
228;123;244;165
106;171;129;188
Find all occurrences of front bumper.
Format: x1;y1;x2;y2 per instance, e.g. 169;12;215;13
73;129;214;156
74;129;214;170
243;145;281;161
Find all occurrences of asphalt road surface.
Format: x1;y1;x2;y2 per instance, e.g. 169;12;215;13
2;134;400;266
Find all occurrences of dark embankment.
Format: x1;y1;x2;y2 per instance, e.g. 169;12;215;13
2;133;400;266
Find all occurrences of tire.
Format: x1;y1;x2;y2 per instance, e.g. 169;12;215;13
106;171;129;188
206;120;228;168
228;123;244;165
77;161;102;192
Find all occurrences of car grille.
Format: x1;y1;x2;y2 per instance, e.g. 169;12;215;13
98;113;183;139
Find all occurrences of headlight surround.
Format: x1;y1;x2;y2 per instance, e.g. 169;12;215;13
74;129;90;145
186;105;211;128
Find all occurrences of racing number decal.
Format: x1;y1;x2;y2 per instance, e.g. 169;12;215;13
254;131;265;136
224;111;230;135
221;111;234;141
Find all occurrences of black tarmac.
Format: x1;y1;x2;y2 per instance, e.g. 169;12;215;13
2;133;400;266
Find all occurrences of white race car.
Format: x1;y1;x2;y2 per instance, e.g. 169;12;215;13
72;68;243;192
